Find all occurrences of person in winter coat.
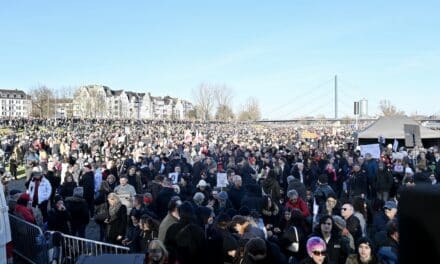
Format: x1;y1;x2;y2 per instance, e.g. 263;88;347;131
313;175;336;216
285;189;310;218
106;174;118;191
372;201;398;235
345;237;379;264
377;220;398;264
79;163;95;217
138;214;159;253
231;215;265;240
27;169;52;221
261;169;281;202
158;196;181;242
122;211;141;252
164;201;207;264
374;163;393;202
126;166;143;194
47;195;71;234
348;164;368;199
65;187;89;238
105;192;127;244
228;175;245;210
311;215;351;264
58;174;77;200
340;203;362;245
94;181;112;241
211;191;233;215
206;213;239;264
287;175;307;201
154;178;178;220
14;193;36;224
260;195;280;227
240;184;264;214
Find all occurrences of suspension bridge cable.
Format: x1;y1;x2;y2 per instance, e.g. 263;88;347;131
273;79;336;118
289;92;334;118
265;78;334;117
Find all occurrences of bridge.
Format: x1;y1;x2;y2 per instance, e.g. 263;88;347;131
263;75;440;122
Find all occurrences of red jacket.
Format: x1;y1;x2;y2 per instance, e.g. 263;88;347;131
15;204;36;224
285;197;310;217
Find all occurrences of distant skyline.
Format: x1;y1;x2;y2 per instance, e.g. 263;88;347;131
1;1;439;119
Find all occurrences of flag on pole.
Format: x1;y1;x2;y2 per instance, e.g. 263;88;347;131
393;138;399;152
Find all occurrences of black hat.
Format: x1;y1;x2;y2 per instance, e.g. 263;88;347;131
54;195;63;204
216;213;231;224
239;206;250;216
245;238;267;261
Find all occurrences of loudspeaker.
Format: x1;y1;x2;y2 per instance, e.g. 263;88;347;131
399;185;440;264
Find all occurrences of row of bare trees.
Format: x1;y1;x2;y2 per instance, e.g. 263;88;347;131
191;82;261;121
29;85;76;118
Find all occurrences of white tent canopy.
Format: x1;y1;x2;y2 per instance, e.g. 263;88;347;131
358;116;440;139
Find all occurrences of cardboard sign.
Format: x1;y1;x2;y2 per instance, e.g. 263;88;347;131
168;172;179;184
360;143;381;159
216;173;228;188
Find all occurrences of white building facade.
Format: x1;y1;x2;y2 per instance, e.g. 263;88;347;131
73;85;192;120
0;89;32;118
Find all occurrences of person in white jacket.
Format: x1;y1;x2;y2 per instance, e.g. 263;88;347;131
0;181;11;264
28;169;52;222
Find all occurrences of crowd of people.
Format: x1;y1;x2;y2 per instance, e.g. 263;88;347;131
1;118;440;264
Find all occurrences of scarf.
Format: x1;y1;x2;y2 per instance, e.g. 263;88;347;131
109;201;122;217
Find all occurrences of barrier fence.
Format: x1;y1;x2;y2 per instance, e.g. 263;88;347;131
9;214;130;264
9;213;50;264
52;232;130;264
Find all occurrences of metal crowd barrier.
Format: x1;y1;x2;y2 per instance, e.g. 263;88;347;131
9;213;130;264
47;231;130;264
9;213;49;264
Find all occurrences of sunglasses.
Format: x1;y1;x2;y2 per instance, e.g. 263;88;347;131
312;250;326;256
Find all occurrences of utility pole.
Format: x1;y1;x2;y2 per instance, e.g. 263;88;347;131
334;75;338;119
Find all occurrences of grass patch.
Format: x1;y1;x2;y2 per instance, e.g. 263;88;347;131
6;165;26;179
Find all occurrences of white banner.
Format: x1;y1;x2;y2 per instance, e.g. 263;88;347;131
360;143;381;159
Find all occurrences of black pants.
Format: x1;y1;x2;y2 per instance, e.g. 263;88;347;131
33;200;49;222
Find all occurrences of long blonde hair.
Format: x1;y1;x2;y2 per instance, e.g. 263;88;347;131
148;240;168;263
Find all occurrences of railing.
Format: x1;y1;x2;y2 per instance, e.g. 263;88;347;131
9;213;49;264
9;213;130;264
52;232;130;264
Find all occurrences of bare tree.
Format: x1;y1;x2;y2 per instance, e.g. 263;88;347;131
238;97;261;121
379;100;405;116
215;104;235;121
29;85;55;118
214;84;235;121
193;83;216;121
186;106;200;120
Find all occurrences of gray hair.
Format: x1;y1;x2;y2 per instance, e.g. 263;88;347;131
193;192;205;206
287;189;298;199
